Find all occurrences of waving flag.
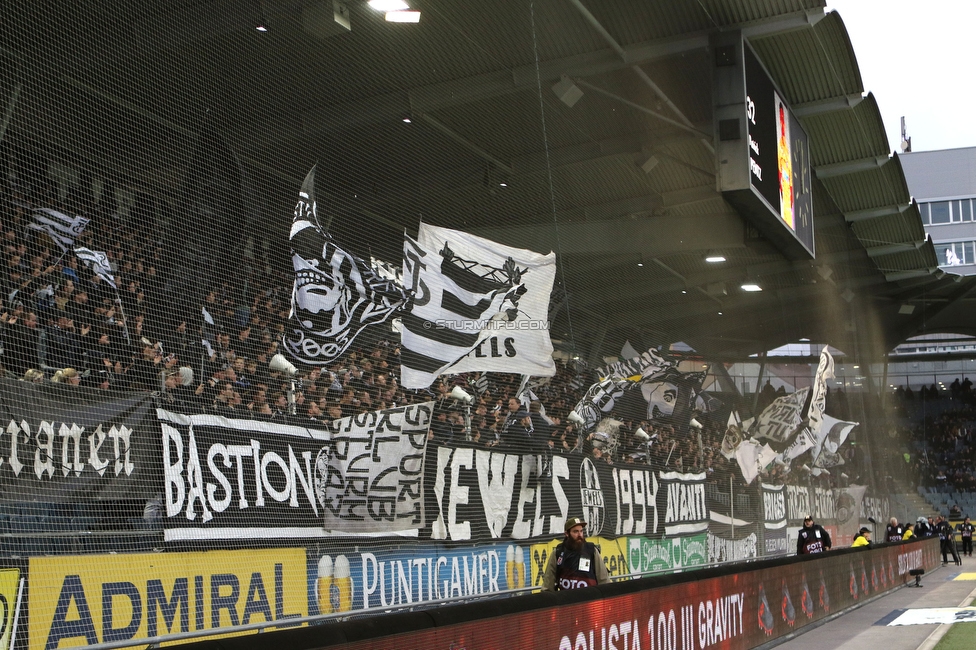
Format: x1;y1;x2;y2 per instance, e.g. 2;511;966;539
596;347;676;382
399;225;553;389
29;208;89;252
283;167;407;366
411;223;556;381
73;247;116;289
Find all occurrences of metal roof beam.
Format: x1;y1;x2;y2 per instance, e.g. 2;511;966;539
415;113;514;175
865;240;927;258
884;268;938;282
740;9;826;38
299;10;827;137
844;201;913;224
793;93;863;117
470;210;743;257
815;155;889;179
661;184;719;208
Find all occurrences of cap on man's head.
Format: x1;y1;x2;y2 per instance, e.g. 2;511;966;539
804;516;813;521
565;517;586;533
859;527;871;534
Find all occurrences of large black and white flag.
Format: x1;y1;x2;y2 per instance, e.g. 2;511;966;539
74;247;117;289
596;347;675;382
283;167;407;366
751;387;810;444
417;223;556;379
28;208;90;252
399;225;553;389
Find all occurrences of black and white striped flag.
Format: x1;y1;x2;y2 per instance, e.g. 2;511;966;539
399;232;518;388
472;373;490;395
29;208;90;252
283;167;407;366
399;223;556;388
73;247;116;289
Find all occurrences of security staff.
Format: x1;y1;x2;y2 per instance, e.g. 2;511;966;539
542;517;610;591
902;522;915;540
852;527;872;547
885;517;904;543
936;516;962;566
959;517;974;557
796;516;832;555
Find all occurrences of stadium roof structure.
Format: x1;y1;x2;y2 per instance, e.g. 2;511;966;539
3;0;973;365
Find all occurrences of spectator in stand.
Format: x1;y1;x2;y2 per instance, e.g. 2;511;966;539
44;314;86;371
0;306;40;376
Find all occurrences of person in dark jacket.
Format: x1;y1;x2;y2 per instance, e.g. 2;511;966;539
796;516;832;554
958;517;974;557
542;517;610;591
885;517;904;543
936;516;961;566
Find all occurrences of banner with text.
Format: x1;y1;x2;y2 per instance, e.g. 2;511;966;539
158;403;431;541
0;378;156;502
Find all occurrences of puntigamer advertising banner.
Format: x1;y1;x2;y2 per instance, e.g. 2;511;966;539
327;539;940;650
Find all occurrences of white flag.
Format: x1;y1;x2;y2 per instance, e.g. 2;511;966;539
752;388;810;443
812;415;858;468
29;208;89;252
74;247;117;289
807;349;835;436
596;347;675;381
399;224;555;389
735;439;777;484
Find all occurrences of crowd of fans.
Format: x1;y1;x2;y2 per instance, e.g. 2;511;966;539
899;400;976;493
0;167;865;495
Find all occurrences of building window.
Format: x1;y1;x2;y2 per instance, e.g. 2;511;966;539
939;242;973;266
919;203;930;224
961;200;973;222
930;201;951;224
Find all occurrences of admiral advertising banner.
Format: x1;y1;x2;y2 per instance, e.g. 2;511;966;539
158;403;431;541
0;569;20;650
324;539;941;650
29;548;306;650
0;378;156;502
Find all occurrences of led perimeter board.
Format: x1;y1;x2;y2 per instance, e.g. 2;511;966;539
714;32;815;260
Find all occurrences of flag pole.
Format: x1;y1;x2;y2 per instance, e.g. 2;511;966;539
113;292;131;344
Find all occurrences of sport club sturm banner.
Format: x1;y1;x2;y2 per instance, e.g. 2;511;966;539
0;378;156;502
158;403;432;541
330;539;942;650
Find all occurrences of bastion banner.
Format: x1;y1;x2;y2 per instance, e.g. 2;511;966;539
157;404;432;541
0;378;156;502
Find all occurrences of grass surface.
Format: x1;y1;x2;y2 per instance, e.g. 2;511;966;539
934;621;976;649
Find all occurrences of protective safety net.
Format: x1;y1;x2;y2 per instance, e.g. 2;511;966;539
0;1;903;649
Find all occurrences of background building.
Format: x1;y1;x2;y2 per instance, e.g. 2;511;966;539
902;147;976;273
